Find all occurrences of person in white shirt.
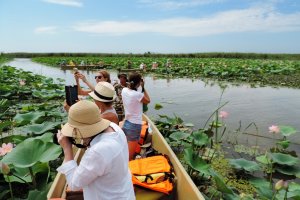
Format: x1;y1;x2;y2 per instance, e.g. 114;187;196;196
56;100;135;200
121;73;150;160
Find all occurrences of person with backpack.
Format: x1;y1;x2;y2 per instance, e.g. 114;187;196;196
121;72;150;160
56;100;135;200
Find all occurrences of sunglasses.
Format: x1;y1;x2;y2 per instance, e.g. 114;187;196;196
95;75;103;79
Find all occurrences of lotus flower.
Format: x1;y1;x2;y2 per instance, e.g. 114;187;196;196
275;179;288;190
219;111;229;119
0;162;10;175
19;80;26;86
0;143;13;156
269;125;280;134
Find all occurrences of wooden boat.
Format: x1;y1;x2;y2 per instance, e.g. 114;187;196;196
47;114;205;200
60;65;108;70
117;68;144;73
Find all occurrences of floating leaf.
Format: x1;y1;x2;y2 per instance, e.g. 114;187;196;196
229;158;261;172
275;165;300;177
191;130;209;147
18;121;60;135
277;140;290;149
256;154;271;165
270;152;299;166
169;131;190;141
154;103;163;110
2;138;61;168
14;111;45;126
184;123;194;127
279;126;297;137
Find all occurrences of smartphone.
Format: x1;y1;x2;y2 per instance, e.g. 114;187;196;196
65;85;79;106
73;68;79;74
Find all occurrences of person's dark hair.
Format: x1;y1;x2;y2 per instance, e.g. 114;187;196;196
103;101;113;106
128;72;142;91
99;70;111;83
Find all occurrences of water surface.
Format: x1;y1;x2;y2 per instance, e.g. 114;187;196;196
4;58;300;151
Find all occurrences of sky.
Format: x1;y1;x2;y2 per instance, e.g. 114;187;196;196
0;0;300;53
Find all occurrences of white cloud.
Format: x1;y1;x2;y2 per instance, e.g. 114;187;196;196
42;0;82;7
72;5;300;37
137;0;224;10
34;26;58;34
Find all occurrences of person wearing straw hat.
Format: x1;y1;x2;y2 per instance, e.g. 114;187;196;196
89;82;119;125
121;72;150;160
56;100;135;200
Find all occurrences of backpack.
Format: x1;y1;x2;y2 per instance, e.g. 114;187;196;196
129;155;175;194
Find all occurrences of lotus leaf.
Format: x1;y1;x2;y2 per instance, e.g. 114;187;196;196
0;120;12;132
184;123;194;127
191;130;209;147
279;126;297;137
14;111;45;126
270;152;299;166
277;140;290;149
1;138;61;168
154;103;163;110
183;147;210;176
209;169;234;194
249;177;270;189
275;165;300;177
18;121;60;135
169;131;190;141
256;154;271;165
229;158;261;172
27;189;48;200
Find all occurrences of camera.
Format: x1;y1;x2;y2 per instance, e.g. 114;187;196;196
52;132;72;145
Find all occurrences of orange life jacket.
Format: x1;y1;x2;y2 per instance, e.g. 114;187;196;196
135;121;149;154
129;155;175;194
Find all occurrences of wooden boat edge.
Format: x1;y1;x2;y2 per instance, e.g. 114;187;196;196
47;114;205;200
143;114;205;200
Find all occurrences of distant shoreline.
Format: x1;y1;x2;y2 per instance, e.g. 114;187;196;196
2;52;300;60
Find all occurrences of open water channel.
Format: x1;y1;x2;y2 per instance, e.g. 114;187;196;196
4;58;300;153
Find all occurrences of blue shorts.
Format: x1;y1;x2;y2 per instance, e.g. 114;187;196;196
122;120;142;141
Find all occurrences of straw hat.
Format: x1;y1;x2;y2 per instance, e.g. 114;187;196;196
118;73;127;80
89;82;116;102
61;100;110;139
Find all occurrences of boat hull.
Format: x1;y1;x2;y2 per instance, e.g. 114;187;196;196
47;114;205;200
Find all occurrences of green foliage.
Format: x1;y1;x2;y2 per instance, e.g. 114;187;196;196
229;158;261;172
270;152;299;166
279;125;297;137
2;138;61;168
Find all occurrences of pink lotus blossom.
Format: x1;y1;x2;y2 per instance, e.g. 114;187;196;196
19;80;26;86
219;111;229;119
0;143;13;156
269;125;280;134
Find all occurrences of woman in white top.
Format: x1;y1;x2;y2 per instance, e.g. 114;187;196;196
57;100;135;200
121;72;150;160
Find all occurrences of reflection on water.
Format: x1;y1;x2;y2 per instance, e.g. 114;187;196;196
5;58;300;150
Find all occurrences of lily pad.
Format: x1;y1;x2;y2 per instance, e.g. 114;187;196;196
270;152;299;166
14;111;45;126
2;138;61;168
154;103;163;110
191;130;209;147
18;121;60;135
279;126;297;137
229;158;261;172
169;131;190;141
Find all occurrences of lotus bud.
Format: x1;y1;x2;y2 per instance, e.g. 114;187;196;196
283;181;289;189
0;162;10;175
275;179;285;190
